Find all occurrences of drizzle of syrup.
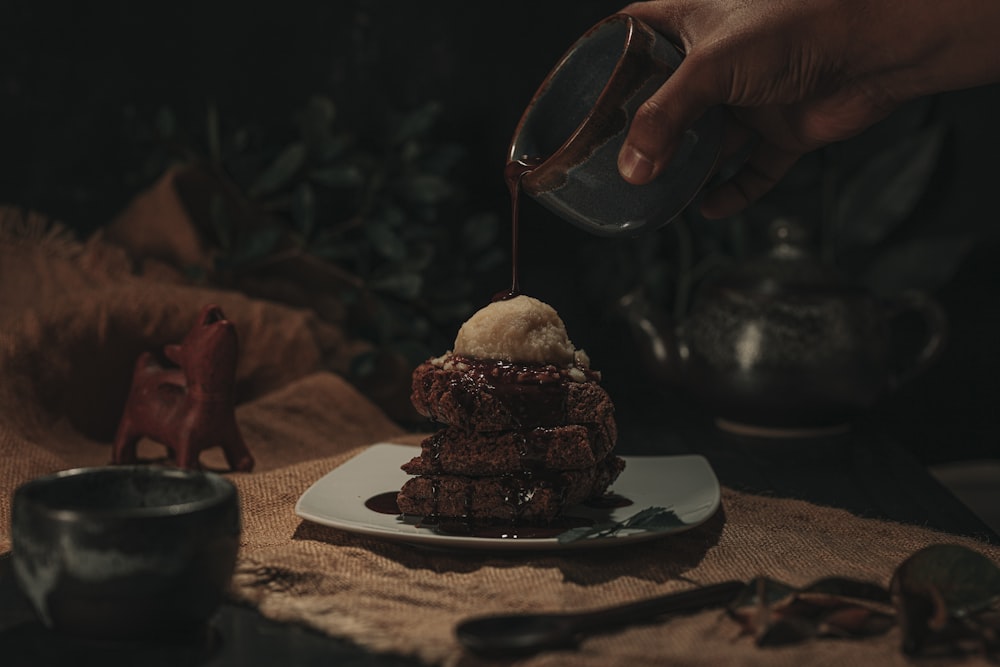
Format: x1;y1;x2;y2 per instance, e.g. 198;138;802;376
418;427;554;474
437;355;600;429
493;156;544;302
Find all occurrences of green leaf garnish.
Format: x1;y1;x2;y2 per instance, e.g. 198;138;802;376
557;506;683;544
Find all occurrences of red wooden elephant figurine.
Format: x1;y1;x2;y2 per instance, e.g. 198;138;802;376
113;304;255;472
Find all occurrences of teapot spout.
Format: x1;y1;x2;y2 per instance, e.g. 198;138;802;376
617;289;684;386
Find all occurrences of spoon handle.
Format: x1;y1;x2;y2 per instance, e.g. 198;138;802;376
572;580;745;632
455;580;747;656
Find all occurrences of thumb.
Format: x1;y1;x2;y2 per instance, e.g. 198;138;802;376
618;54;724;184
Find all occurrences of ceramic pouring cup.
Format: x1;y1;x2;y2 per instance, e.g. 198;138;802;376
11;465;241;640
509;13;725;237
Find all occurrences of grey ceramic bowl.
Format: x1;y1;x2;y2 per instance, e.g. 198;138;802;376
11;465;241;640
509;13;724;237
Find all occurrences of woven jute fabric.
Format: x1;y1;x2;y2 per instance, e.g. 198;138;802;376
2;210;998;667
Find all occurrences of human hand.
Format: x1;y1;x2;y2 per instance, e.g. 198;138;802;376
616;0;1000;219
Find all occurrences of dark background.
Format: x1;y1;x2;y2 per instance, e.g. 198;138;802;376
2;1;999;465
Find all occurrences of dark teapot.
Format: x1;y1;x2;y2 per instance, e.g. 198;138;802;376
620;220;948;436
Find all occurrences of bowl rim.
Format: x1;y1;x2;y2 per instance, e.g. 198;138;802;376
507;12;638;181
12;464;237;521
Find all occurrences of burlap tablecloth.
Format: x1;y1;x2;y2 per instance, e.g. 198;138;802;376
2;210;998;667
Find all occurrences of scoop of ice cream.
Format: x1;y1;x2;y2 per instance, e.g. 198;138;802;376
453;295;585;367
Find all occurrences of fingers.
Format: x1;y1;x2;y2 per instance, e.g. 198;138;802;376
618;52;724;185
713;118;758;180
619;1;688;38
699;143;801;219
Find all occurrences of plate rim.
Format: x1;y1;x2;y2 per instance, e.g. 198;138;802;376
294;442;721;551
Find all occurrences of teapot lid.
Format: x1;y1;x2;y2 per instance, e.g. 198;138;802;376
710;218;858;294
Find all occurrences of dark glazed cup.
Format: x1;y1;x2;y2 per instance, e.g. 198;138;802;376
11;465;241;640
509;13;724;237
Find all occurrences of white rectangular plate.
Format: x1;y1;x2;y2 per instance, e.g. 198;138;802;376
295;443;720;551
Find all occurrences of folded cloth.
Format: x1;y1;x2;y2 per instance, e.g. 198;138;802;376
3;213;1000;667
0;210;406;543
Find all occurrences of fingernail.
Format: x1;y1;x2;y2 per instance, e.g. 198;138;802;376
618;145;656;183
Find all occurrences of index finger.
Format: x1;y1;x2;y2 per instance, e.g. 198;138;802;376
618;49;727;184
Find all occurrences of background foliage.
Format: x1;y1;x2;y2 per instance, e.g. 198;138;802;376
3;1;1000;460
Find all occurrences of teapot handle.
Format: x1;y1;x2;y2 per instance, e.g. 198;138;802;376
885;289;949;387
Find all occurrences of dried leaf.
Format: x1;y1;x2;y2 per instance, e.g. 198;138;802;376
890;543;1000;656
799;577;893;608
728;576;894;646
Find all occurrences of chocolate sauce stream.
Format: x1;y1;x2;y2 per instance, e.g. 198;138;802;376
496;157;544;302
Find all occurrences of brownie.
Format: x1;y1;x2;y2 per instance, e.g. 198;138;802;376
396;455;626;523
402;422;617;476
410;356;614;431
400;348;623;525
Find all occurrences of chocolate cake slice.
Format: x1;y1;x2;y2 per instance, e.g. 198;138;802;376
402;422;617;476
397;455;626;524
410;356;615;431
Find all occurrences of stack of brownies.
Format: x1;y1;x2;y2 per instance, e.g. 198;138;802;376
396;295;624;526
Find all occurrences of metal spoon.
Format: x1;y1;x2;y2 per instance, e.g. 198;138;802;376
455;579;745;656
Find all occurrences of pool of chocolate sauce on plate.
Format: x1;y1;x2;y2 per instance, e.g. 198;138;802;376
364;490;631;539
363;156;632;540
